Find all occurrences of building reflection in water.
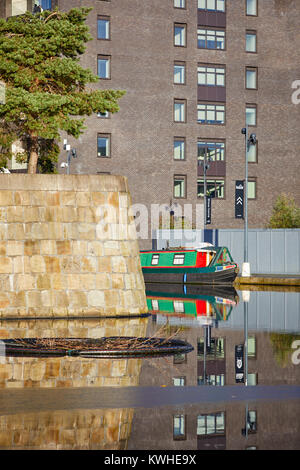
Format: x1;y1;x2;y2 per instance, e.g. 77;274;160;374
128;283;300;451
0;284;299;450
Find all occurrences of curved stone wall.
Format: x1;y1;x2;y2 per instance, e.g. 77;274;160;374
0;174;148;318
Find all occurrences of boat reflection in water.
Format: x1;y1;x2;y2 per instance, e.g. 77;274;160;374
145;282;239;328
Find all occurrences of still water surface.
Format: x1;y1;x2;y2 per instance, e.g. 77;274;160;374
0;284;299;450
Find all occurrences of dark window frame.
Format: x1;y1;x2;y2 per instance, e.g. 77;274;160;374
197;102;226;125
97;55;111;79
198;0;226;12
174;61;186;85
197;177;225;199
245;66;258;90
174;175;187;199
197;139;226;162
246;0;258;16
246;103;257;126
174;23;187;47
246;30;257;53
97;15;110;40
197;27;226;50
97;133;111;158
174;99;187;123
174;137;186;161
197;63;226;87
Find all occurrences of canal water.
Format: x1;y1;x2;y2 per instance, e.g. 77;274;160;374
0;284;299;451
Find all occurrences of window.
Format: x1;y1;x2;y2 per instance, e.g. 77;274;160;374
41;0;53;10
174;352;187;364
174;100;186;122
174;138;185;160
246;31;257;52
97;111;109;118
174;301;185;313
97;134;110;157
247;143;257;162
97;55;110;79
247;180;256;199
197;28;225;50
247;411;257;433
246;0;257;16
247;373;257;385
151;299;159;310
198;337;225;358
198;65;225;86
174;0;186;8
173;377;186;386
197;178;225;198
198;0;225;11
174;176;186;198
198;374;225;386
173;253;185;265
174;24;186;47
174;62;186;84
173;415;186;440
246;67;257;89
246;104;257;125
198;140;225;162
197;412;225;436
97;16;110;40
247;337;256;357
151;254;160;265
197;103;225;125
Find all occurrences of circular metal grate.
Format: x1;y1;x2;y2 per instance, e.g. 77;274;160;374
2;337;194;358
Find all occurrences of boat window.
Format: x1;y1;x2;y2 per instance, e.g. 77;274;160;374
151;254;160;265
216;248;232;264
173;253;185;265
174;301;185;313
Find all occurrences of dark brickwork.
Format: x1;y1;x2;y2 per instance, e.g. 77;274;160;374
2;1;300;248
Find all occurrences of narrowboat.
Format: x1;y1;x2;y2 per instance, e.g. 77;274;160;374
140;244;239;285
146;283;238;324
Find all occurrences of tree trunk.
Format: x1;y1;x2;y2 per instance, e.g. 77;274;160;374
27;136;39;174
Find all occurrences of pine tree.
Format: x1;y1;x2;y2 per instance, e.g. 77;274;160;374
0;7;125;173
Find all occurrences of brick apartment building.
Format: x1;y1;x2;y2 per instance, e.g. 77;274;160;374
1;0;300;248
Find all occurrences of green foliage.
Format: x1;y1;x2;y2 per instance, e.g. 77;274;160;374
268;194;300;228
0;7;125;173
270;333;300;367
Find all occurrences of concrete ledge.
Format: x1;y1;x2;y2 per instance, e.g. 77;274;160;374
0;174;129;192
235;275;300;288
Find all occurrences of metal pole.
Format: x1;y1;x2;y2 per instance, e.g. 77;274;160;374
67;151;71;175
204;153;207;230
244;124;248;265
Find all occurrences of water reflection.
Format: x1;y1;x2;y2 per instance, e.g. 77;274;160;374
0;285;299;450
128;283;300;450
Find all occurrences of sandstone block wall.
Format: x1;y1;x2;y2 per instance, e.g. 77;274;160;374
0;174;148;318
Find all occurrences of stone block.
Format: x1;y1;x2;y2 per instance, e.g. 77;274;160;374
88;290;105;307
30;255;46;273
0;257;12;273
40;240;57;255
0;191;13;206
56;241;71;255
44;256;61;273
46;192;60;206
6;241;23;257
24;241;40;256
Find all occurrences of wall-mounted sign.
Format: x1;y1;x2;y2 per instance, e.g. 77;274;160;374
235;344;244;383
235;180;244;219
205;196;211;225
